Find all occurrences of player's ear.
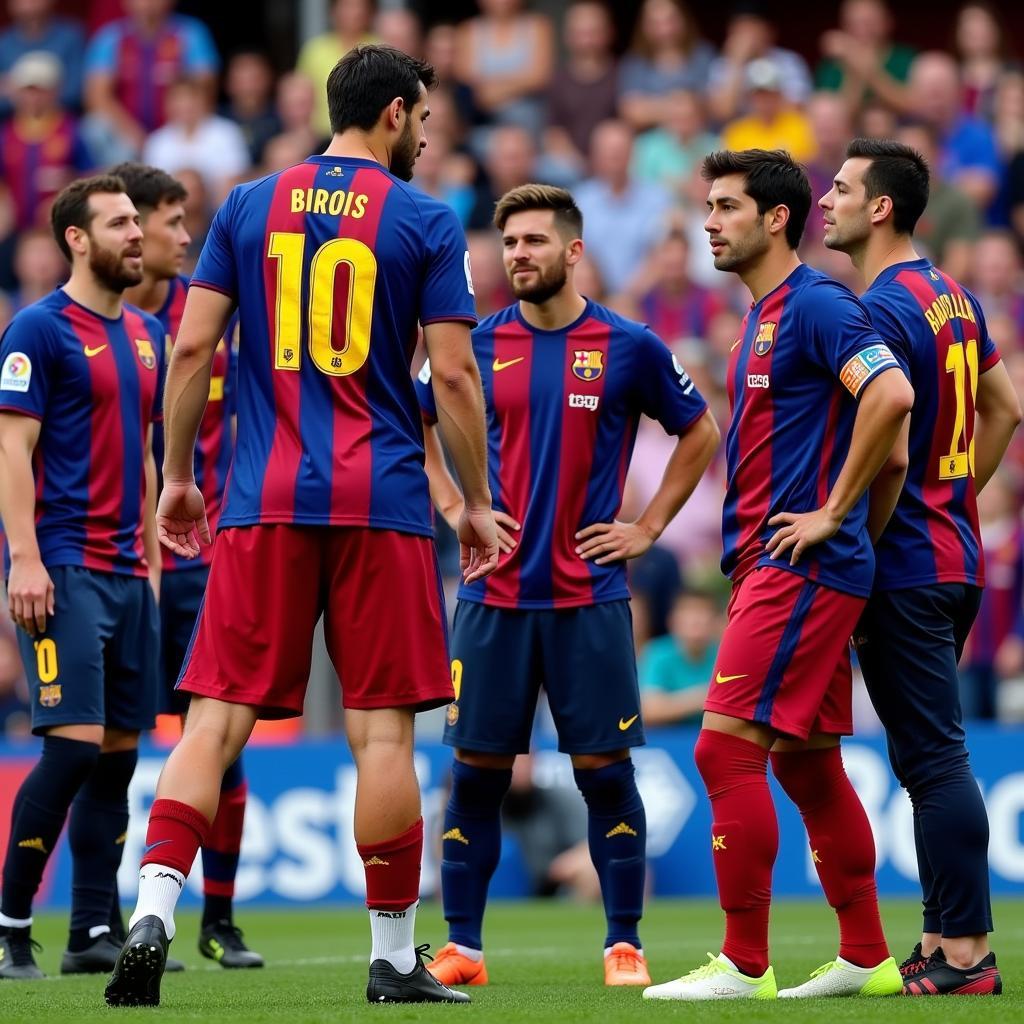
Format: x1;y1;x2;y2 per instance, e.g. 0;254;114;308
870;194;894;226
766;203;790;238
386;96;405;132
565;237;584;265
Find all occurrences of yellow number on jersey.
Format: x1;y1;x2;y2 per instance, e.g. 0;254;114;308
451;659;463;701
940;339;978;480
34;638;58;683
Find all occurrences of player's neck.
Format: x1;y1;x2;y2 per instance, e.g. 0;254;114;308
740;249;801;304
123;274;170;315
861;235;920;289
518;288;587;331
61;272;124;320
322;132;384;167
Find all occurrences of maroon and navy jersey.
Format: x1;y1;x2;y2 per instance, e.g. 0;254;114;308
722;264;903;598
416;300;708;609
152;275;236;570
862;259;1001;591
0;290;163;577
191;156;476;535
638;284;725;344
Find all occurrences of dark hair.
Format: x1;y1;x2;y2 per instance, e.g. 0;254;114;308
493;183;584;239
50;174;128;261
845;137;930;235
701;149;811;249
108;162;187;216
326;44;437;134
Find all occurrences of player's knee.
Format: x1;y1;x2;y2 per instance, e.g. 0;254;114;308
345;706;414;758
449;759;513;811
573;758;641;813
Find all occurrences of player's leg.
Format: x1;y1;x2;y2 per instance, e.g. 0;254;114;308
543;601;648;986
0;566;106;980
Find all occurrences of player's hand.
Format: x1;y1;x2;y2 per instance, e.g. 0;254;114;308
575;519;656;565
7;555;54;637
157;478;211;559
458;506;500;584
766;507;843;566
445;505;520;554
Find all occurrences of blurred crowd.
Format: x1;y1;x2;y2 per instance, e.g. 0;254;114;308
3;0;1024;736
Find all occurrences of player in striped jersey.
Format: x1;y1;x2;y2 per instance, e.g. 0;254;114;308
822;138;1021;996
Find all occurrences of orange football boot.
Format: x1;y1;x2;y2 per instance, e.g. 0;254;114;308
604;942;651;986
426;942;489;986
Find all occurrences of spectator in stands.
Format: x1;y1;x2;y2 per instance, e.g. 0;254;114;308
465;230;511;318
174;166;208;266
424;22;478;136
954;1;1016;123
221;50;280;167
545;0;619;176
721;57;816;161
638;589;721;726
10;226;64;308
467;123;538;229
815;0;914;114
142;77;249;203
263;71;321;168
374;6;422;59
410;130;476;227
617;0;714;132
631;89;718;197
83;0;220;159
804;92;856;245
969;229;1024;341
296;0;377;138
0;0;85;116
575;119;671;295
707;1;812;123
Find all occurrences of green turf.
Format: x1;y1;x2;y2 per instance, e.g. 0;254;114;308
1;899;1019;1022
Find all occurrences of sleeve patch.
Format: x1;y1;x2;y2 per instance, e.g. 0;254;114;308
417;359;432;384
1;352;32;392
839;344;898;397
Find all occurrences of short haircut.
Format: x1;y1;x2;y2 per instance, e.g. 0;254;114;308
845;137;930;236
50;174;128;262
493;183;584;240
326;44;437;135
108;162;187;216
701;149;812;250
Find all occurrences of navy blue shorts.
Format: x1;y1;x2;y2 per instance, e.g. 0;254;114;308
16;565;159;735
159;566;209;715
444;600;644;755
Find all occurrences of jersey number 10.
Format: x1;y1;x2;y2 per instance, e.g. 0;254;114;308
267;231;378;377
941;338;978;480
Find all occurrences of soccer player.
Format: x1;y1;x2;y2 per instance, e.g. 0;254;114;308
415;184;720;988
0;175;163;979
104;44;498;1007
821;138;1021;996
643;149;914;1001
114;160;262;970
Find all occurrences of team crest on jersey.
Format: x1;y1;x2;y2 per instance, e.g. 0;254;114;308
753;321;776;356
38;684;61;708
325;166;344;177
447;703;460;727
929;270;940;281
572;350;604;381
134;338;156;369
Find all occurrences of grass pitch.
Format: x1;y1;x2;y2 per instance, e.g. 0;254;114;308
2;898;1020;1022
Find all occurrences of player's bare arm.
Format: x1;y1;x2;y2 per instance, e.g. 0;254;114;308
577;409;720;565
867;418;910;543
973;360;1022;493
768;367;913;565
0;411;53;635
158;285;233;557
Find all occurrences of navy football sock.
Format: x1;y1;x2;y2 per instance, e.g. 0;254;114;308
67;748;137;950
1;736;100;921
201;756;247;928
574;760;646;949
440;761;512;951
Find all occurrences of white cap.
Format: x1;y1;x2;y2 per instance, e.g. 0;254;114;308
9;51;61;91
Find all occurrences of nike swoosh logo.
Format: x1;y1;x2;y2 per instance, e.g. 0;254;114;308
619;714;639;731
84;344;108;358
715;672;748;684
492;356;525;372
143;839;171;856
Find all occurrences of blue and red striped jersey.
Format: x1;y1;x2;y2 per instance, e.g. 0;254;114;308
862;259;1001;590
416;299;708;609
722;264;903;598
0;289;164;577
190;156;477;535
152;274;236;570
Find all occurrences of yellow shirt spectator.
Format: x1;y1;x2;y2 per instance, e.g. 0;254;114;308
297;31;379;137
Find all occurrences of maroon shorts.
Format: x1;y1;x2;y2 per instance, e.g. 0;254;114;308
177;525;452;718
704;567;865;739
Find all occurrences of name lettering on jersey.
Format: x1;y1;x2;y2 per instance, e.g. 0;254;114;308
572;349;604;381
209;376;224;401
0;351;31;392
753;321;776;356
672;353;696;394
839;344;899;398
746;374;770;389
134;338;156;369
290;187;368;219
568;392;600;411
923;290;977;336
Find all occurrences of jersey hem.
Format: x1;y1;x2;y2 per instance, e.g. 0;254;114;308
456;591;632;610
420;314;479;326
0;405;43;421
873;571;985;592
35;556;148;579
188;279;235;299
732;558;873;598
218;513;434;537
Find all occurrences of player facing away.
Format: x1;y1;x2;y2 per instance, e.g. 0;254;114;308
115;161;262;970
104;44;498;1007
0;176;163;979
821;139;1021;996
415;184;720;988
643;149;914;1001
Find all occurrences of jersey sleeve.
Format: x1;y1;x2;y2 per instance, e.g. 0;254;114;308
963;285;1001;372
859;291;912;374
0;309;58;419
414;359;438;423
635;327;708;433
418;200;478;326
191;187;239;299
803;283;904;400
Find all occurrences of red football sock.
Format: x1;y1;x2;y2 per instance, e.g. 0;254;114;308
202;780;247;898
357;818;423;911
142;798;211;876
694;729;778;978
771;747;889;967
